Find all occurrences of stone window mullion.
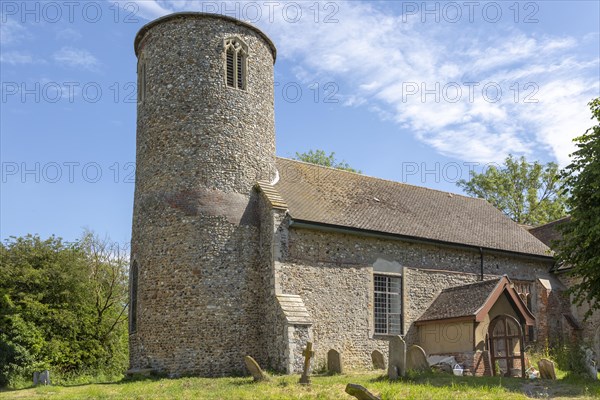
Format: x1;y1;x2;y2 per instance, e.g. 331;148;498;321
224;37;248;90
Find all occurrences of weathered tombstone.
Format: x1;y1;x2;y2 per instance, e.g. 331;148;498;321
33;371;39;386
345;383;381;400
584;348;598;380
538;358;557;380
38;370;50;385
371;350;385;370
244;356;269;382
406;345;429;371
327;349;343;374
299;342;314;385
388;365;399;380
388;335;406;380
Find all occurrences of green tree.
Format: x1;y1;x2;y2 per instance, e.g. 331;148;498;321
294;149;361;173
0;233;129;387
79;231;129;375
456;155;567;225
556;98;600;318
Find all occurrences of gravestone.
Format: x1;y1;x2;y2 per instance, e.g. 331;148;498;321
345;383;381;400
584;348;598;380
406;345;429;371
388;335;406;380
33;372;39;386
327;349;343;374
244;356;269;381
38;370;50;385
299;342;314;385
538;358;557;380
371;350;385;370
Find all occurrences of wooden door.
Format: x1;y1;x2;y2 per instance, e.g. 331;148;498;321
488;314;526;378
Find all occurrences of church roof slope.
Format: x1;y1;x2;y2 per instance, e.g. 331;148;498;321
416;278;500;323
274;157;552;257
528;216;570;247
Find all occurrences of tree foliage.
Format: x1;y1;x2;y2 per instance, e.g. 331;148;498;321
0;232;129;387
556;98;600;318
294;149;361;173
456;155;567;225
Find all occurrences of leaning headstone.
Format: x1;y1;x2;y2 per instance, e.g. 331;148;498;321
371;350;385;370
244;356;269;382
345;383;381;400
33;371;39;386
38;370;50;385
299;342;314;385
538;358;557;380
407;345;429;371
388;335;406;380
327;349;343;374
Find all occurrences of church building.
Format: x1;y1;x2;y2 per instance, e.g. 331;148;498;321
128;12;586;377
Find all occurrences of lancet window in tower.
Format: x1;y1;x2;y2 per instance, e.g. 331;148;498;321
130;260;139;333
224;37;247;90
138;58;146;103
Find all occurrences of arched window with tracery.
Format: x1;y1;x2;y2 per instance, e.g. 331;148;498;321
224;37;247;90
514;280;534;342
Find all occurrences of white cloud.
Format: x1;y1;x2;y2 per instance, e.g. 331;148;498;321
53;47;100;71
0;19;31;46
114;0;599;165
56;28;83;41
0;51;35;65
261;1;598;164
111;0;171;20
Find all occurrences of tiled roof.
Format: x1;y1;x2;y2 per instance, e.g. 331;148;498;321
273;158;552;257
256;180;288;210
416;278;501;323
528;217;571;271
276;294;312;325
528;217;570;248
416;276;535;325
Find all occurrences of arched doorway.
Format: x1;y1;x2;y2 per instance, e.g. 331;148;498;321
488;314;526;377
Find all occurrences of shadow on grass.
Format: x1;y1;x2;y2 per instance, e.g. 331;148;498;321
232;380;265;386
368;369;600;398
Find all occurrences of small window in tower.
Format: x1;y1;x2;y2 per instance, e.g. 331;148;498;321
138;59;146;103
226;47;235;87
130;260;139;333
224;37;248;90
236;52;245;89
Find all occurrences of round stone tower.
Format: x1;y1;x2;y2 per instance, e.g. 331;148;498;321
129;13;277;376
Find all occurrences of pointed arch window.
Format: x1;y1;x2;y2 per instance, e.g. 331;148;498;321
224;37;247;90
514;280;534;342
137;58;146;103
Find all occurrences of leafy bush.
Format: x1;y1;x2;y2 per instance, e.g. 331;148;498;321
527;338;593;379
550;342;589;378
0;234;129;388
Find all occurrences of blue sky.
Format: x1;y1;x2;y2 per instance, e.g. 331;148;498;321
1;0;599;245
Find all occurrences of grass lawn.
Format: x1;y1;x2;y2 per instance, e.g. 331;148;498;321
1;371;599;400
